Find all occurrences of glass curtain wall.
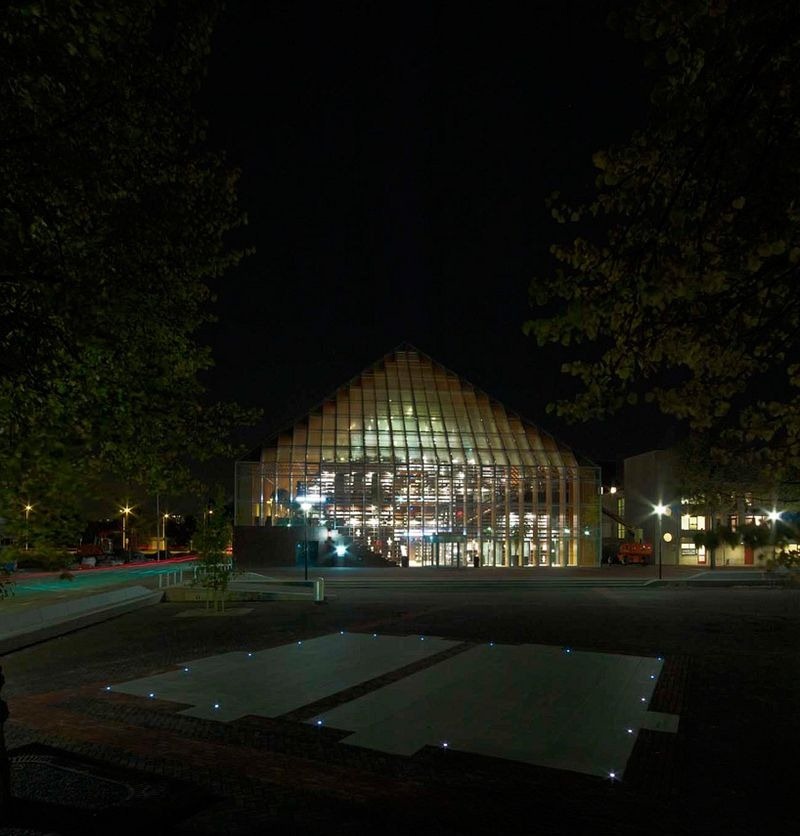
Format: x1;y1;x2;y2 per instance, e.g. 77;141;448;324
235;348;600;567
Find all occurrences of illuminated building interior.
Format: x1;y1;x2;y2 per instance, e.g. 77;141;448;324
235;346;600;567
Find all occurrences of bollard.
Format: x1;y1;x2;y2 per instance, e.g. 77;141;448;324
313;577;325;604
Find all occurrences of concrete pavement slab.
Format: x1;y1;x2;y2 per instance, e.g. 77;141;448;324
109;630;676;780
110;632;458;721
313;642;673;778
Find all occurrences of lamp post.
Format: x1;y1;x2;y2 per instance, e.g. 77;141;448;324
654;503;669;581
120;505;132;558
767;509;781;561
296;493;324;581
300;502;312;581
23;504;33;551
162;512;170;561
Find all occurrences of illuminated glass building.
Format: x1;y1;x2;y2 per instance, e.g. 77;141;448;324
235;346;600;567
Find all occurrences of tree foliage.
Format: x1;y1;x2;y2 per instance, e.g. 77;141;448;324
525;0;800;485
0;1;257;545
193;490;233;611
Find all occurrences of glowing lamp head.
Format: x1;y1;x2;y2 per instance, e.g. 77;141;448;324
767;509;781;522
335;545;347;557
300;502;312;513
654;503;668;517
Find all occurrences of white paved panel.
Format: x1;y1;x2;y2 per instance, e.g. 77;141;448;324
109;633;456;721
311;643;674;778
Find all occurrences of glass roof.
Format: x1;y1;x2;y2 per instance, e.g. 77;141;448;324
262;346;580;468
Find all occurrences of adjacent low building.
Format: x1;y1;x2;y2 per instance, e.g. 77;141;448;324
234;346;601;568
622;449;793;567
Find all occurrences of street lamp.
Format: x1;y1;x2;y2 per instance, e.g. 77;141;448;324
296;494;324;581
161;512;170;561
23;504;33;551
300;502;312;581
120;505;132;558
654;503;669;580
203;506;214;533
767;509;781;560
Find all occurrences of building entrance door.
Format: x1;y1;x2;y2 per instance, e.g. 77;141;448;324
419;539;469;567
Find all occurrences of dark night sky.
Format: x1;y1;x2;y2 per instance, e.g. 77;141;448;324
196;0;678;476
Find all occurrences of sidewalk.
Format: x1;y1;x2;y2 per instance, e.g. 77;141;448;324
0;556;196;654
1;562;791;655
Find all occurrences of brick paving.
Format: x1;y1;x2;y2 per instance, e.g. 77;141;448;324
3;581;799;834
5;652;686;834
279;639;475;722
6;688;675;835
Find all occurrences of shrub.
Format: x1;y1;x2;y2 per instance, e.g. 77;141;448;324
7;545;72;572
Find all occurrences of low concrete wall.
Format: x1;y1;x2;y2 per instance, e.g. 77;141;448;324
0;585;162;652
165;585;319;603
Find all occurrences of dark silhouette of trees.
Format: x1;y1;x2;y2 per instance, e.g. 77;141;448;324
0;2;257;545
526;0;800;487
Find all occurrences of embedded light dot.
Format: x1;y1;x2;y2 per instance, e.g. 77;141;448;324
340;631;345;635
640;697;646;702
373;633;378;638
184;667;189;672
489;642;494;647
148;693;155;699
657;656;664;662
609;771;616;780
650;674;656;680
627;729;634;734
105;686;112;692
297;641;302;645
420;636;425;641
316;719;323;726
442;742;449;749
248;652;253;657
213;703;220;709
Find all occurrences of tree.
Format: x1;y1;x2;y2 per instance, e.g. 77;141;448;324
692;523;739;569
524;0;800;486
740;522;771;560
0;2;257;546
692;527;721;569
193;489;233;612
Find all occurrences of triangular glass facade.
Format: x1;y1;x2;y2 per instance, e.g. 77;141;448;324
236;346;600;567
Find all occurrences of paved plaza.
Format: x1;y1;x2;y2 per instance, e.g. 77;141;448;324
109;633;673;778
1;572;798;834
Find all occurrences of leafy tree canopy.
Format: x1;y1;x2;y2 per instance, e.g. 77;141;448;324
0;1;258;545
525;0;800;487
